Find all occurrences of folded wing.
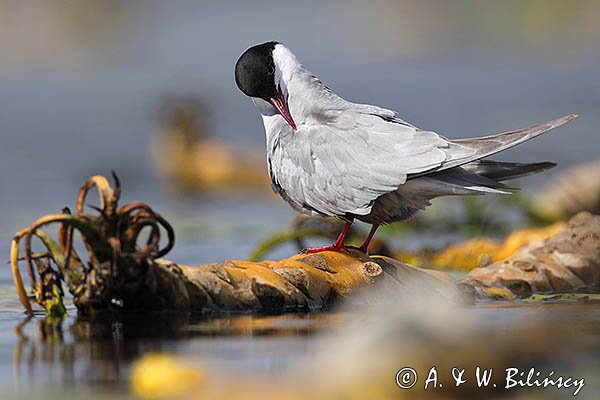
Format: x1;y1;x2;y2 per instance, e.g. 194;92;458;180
274;109;575;217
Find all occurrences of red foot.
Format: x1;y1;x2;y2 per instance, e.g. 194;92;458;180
302;218;354;254
302;243;348;254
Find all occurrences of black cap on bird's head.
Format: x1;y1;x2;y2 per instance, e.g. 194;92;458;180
235;41;278;100
235;41;297;130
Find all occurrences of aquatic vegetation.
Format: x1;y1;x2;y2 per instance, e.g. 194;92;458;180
10;172;174;316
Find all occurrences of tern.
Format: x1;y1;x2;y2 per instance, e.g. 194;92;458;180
235;41;576;254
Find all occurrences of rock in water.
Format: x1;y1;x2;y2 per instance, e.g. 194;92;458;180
461;211;600;299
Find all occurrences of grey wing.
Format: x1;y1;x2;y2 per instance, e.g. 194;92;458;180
276;109;473;216
278;107;575;217
339;108;577;178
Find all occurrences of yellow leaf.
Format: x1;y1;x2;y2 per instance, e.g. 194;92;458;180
130;353;203;399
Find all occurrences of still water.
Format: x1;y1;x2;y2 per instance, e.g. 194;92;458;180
0;301;597;399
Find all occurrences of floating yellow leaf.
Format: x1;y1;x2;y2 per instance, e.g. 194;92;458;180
131;353;203;399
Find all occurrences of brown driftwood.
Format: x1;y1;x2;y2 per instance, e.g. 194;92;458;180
10;174;600;316
141;252;384;312
115;252;467;314
10;174;462;316
461;211;600;299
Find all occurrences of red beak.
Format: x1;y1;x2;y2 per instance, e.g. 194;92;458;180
269;87;297;130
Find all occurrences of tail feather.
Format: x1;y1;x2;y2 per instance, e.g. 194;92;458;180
462;160;557;181
427;167;510;195
447;114;577;166
409;114;576;180
443;114;576;171
425;160;557;197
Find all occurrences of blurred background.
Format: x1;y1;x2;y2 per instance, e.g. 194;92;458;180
0;1;598;398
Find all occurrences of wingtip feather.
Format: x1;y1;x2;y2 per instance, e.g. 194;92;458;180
551;114;578;126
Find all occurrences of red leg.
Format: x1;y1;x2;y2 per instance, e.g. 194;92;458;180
358;224;379;253
303;217;354;254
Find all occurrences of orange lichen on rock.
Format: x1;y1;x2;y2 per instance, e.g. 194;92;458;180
414;222;567;271
173;251;387;313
